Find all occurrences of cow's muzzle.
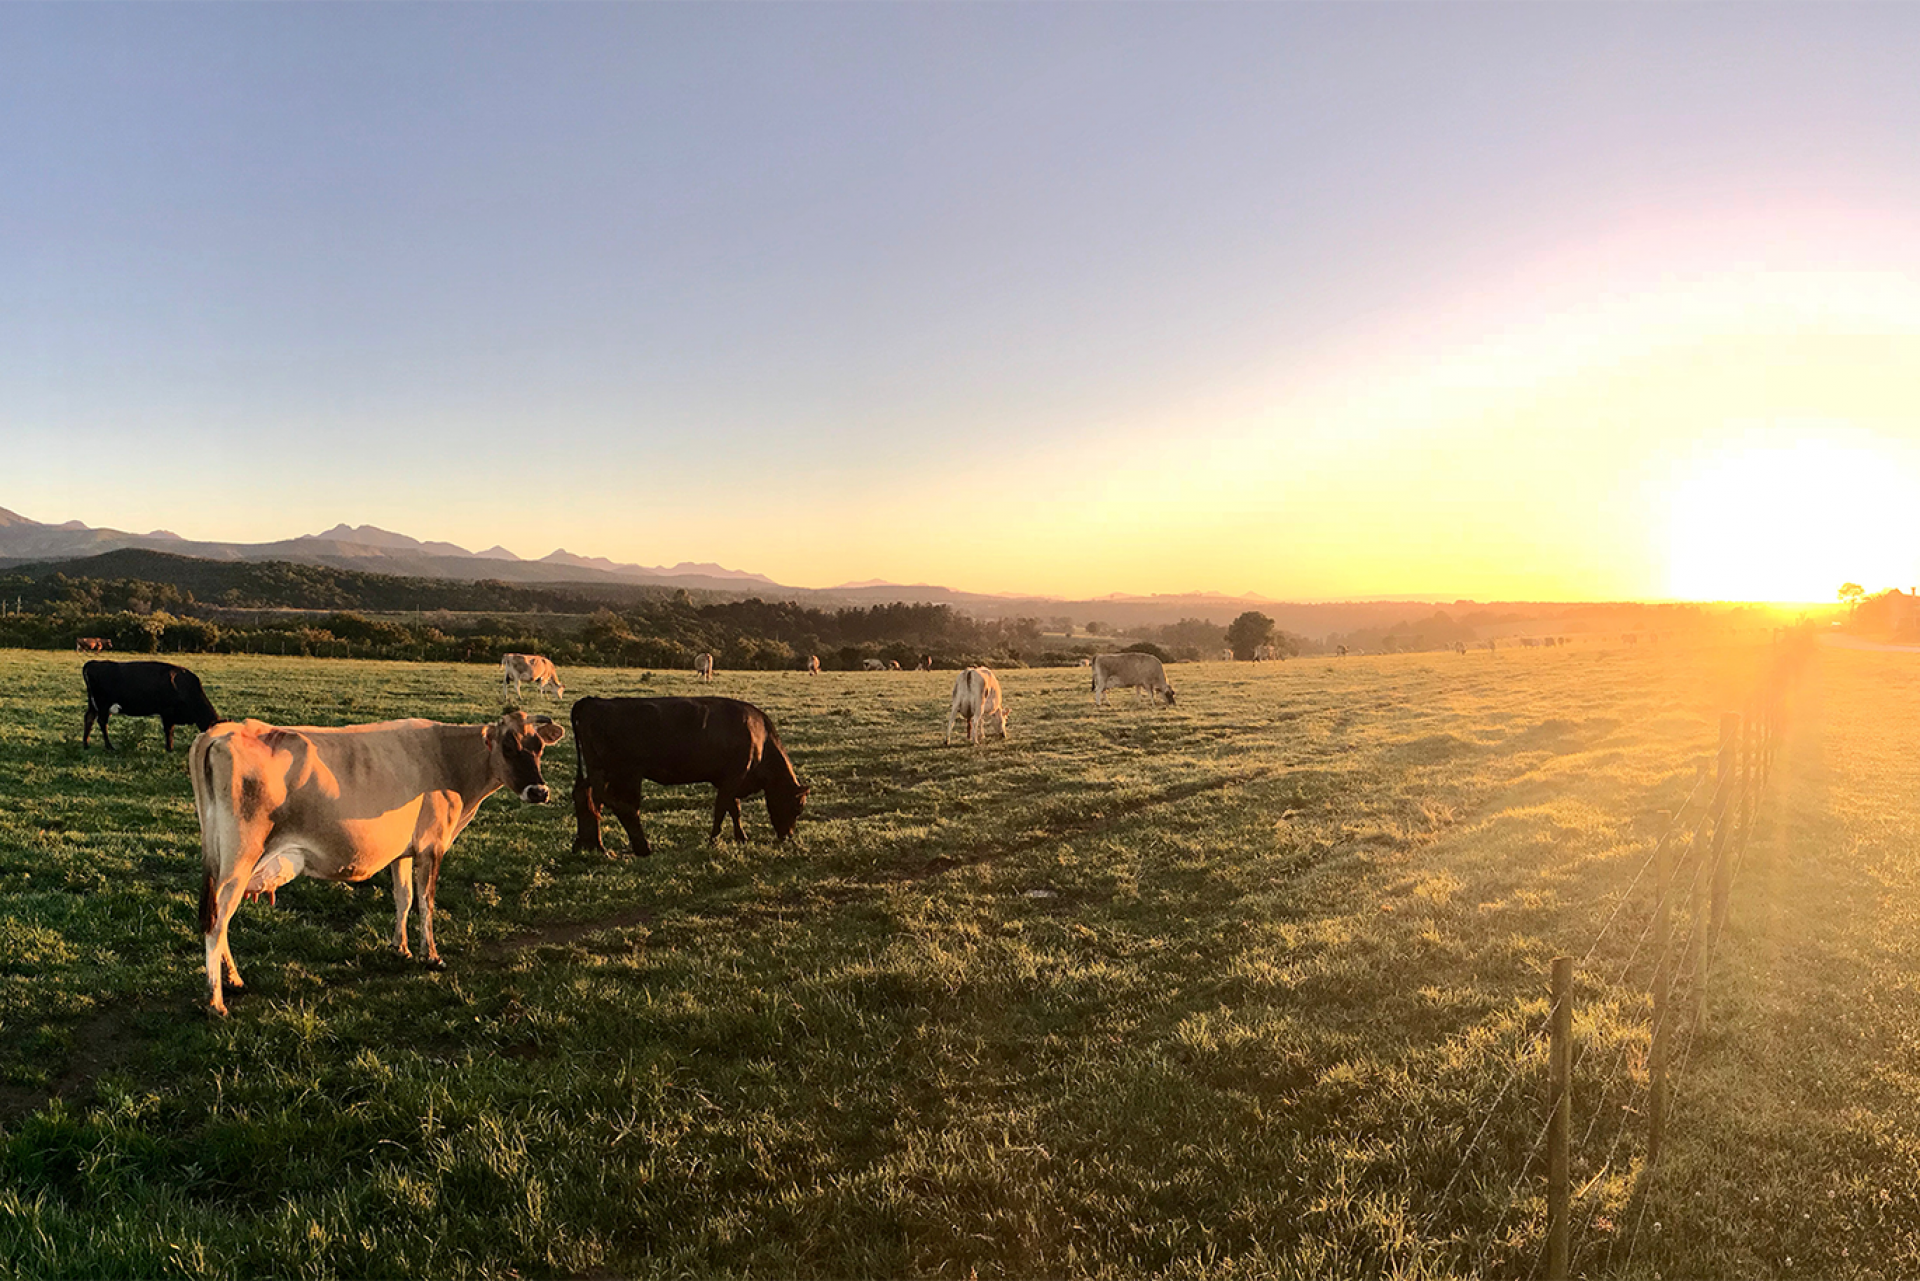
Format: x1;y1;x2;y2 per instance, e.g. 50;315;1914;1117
520;784;551;804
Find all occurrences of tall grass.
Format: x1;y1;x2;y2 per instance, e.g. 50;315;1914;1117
0;638;1891;1277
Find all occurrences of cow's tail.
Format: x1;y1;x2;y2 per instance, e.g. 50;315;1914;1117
189;729;244;935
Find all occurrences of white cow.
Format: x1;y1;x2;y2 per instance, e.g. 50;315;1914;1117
501;653;564;700
947;667;1009;744
1091;652;1175;706
694;653;714;682
862;658;887;671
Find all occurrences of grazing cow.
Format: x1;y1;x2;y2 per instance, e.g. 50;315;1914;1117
1221;647;1234;661
919;654;934;671
1091;652;1175;706
189;711;565;1015
694;653;715;682
888;660;902;671
82;660;221;751
1336;645;1348;658
1079;657;1094;667
501;653;564;700
805;654;821;674
570;696;809;858
862;658;887;671
76;637;111;653
1454;641;1467;655
946;667;1009;745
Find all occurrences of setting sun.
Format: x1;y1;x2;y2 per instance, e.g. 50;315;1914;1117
1665;434;1920;602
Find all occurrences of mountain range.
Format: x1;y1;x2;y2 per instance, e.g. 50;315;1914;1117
1;504;1632;637
0;507;781;594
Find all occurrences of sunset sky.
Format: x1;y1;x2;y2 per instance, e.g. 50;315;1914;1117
9;4;1920;602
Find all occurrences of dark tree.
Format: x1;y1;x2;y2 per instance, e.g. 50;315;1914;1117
1225;610;1275;661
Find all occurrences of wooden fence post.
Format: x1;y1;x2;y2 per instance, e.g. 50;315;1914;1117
1548;956;1572;1281
1710;713;1740;939
1649;835;1673;1164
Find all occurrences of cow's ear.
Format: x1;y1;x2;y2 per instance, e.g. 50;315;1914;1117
481;723;496;748
534;721;566;745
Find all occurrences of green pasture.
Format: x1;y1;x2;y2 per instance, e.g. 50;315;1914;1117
0;640;1913;1277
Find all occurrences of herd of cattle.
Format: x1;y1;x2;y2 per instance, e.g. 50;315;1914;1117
71;648;1178;1014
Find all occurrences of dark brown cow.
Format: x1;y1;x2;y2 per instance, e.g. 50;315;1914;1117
571;696;809;858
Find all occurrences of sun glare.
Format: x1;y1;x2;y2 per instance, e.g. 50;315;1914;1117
1666;435;1920;601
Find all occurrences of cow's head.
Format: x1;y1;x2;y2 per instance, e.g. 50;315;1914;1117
176;671;223;730
769;782;811;841
484;711;566;803
1159;683;1177;706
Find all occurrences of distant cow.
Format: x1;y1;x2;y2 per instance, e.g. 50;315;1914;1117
694;653;715;682
1092;652;1175;706
83;660;221;751
888;660;902;671
75;637;111;653
570;696;810;858
918;654;934;671
862;658;887;671
805;654;821;674
1079;657;1094;667
501;653;564;700
1221;647;1234;661
1454;641;1467;655
189;711;565;1015
947;667;1009;745
1336;646;1348;658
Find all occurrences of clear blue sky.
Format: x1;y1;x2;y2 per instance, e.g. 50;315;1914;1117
10;3;1920;599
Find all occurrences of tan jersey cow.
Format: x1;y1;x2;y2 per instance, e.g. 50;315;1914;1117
695;653;715;682
1091;652;1176;706
501;653;564;700
805;654;821;674
946;667;1009;745
189;712;564;1015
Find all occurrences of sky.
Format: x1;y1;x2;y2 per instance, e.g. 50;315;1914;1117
9;3;1920;603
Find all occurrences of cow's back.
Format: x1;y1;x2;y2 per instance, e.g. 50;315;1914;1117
573;696;772;787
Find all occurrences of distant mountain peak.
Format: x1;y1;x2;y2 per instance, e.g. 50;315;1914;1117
474;545;521;561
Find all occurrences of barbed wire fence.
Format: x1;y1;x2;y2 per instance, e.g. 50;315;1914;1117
1423;629;1811;1278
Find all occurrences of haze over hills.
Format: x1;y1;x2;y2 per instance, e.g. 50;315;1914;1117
0;504;1745;641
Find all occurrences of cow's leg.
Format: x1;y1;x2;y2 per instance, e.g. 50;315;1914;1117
98;710;114;751
602;782;651;857
946;704;959;745
202;871;251;1016
163;719;176;752
412;849;445;969
390;856;415;957
708;785;746;842
82;703;96;747
571;775;607;853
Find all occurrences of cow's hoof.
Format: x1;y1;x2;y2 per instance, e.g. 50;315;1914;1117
424;957;447;972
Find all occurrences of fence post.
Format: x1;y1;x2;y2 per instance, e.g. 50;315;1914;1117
1710;713;1740;939
1649;834;1673;1164
1548;956;1572;1281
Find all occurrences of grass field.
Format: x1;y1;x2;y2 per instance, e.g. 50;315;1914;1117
0;638;1913;1278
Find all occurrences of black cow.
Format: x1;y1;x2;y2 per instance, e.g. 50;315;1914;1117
82;660;222;751
570;696;810;857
